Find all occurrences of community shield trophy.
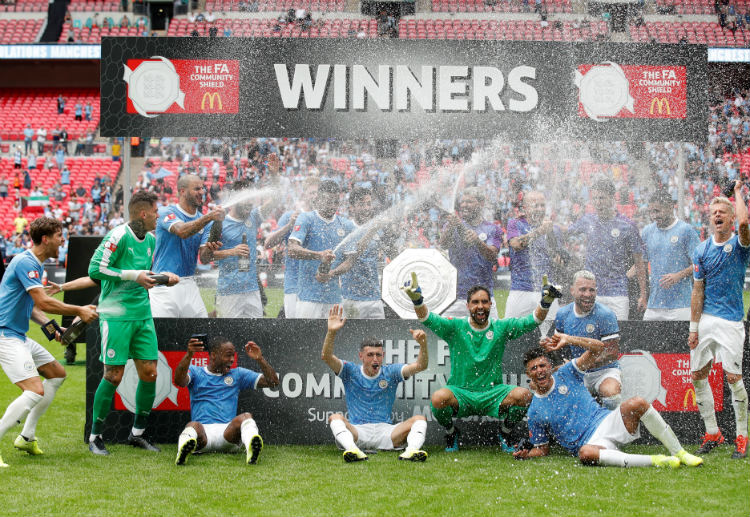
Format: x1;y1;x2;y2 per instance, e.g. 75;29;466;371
382;248;457;319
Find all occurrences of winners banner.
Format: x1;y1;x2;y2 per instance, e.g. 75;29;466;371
100;38;707;141
85;319;742;445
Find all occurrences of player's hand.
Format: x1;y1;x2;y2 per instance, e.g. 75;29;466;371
538;220;554;235
401;271;423;302
688;332;699;350
315;270;332;283
540;332;567;351
540;274;562;308
327;304;346;332
205;240;222;252
244;341;262;360
164;272;180;287
78;305;98;323
45;281;62;296
54;326;66;343
513;449;530;460
289;210;300;226
186;337;204;355
659;273;681;289
409;328;427;347
319;249;335;264
207;206;226;222
136;271;157;289
234;243;251;257
637;294;648;313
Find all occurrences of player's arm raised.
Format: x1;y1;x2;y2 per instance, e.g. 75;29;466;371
174;337;204;387
264;211;298;249
541;331;605;372
734;180;750;246
402;272;428;320
402;328;429;378
245;341;279;388
321;304;345;374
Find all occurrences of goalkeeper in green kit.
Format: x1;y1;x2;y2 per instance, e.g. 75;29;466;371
86;190;179;456
403;272;561;452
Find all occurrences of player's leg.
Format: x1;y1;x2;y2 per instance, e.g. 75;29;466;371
430;387;461;452
223;413;263;464
620;396;703;467
726;371;748;459
391;415;428;462
283;293;297;319
328;413;366;462
597;377;622;410
0;337;47;466
88;363;124;455
15;344;66;455
176;421;206;465
716;322;748;459
583;408;679;468
691;329;723;453
497;386;532;452
128;319;160;451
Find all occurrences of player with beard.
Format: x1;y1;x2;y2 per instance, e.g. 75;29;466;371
317;187;385;319
689;186;749;459
150;174;225;318
174;335;279;465
403;272;560;452
322;305;429;462
506;190;565;335
553;270;622;410
439;187;504;319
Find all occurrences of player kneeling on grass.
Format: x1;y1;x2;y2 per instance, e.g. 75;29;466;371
322;305;429;462
173;336;279;465
514;339;703;468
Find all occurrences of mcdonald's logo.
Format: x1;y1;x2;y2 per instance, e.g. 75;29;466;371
201;92;223;111
683;387;696;409
650;97;671;115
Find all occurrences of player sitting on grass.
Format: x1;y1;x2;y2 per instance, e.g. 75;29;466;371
403;271;559;453
322;304;429;462
173;336;279;465
514;338;704;468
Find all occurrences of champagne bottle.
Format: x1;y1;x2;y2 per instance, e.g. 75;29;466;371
238;234;250;272
208;219;223;242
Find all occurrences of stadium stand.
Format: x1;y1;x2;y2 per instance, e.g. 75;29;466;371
431;0;571;14
0;88;99;142
166;17;379;38
630;20;750;46
398;19;608;40
205;0;346;12
0;18;44;43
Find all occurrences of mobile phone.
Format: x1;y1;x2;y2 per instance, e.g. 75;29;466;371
190;333;208;346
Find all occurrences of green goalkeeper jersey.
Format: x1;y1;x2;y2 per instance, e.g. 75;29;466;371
422;312;538;391
88;223;155;321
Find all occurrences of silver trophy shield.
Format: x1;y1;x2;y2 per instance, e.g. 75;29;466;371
382;249;457;319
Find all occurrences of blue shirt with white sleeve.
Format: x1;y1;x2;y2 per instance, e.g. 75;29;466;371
693;233;750;322
216;209;261;295
152;204;211;277
554;301;620;371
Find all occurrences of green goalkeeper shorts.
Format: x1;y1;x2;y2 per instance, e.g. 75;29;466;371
448;384;515;419
99;319;158;365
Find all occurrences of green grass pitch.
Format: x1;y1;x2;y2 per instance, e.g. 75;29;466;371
0;292;747;516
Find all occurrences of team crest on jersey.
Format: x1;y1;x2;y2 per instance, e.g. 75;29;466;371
724;244;733;253
378;379;388;389
610;228;620;238
670;235;678;243
486;331;494;340
558;385;568;395
27;270;39;279
105;241;117;252
478;232;487;242
337;228;345;237
224;376;234;386
585;324;595;333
